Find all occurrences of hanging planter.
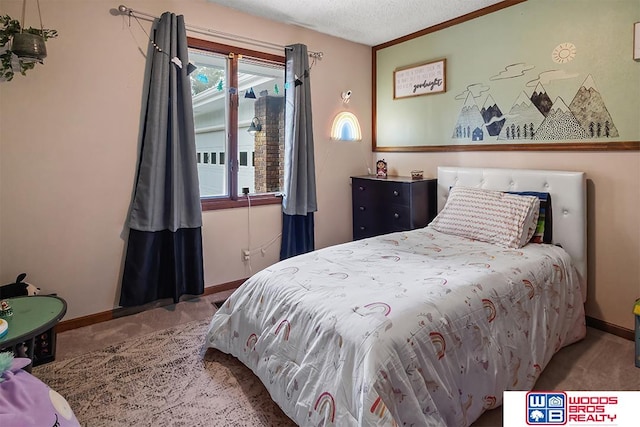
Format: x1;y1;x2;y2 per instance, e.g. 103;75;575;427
12;31;47;62
0;0;57;81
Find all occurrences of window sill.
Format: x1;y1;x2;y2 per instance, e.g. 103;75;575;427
201;193;283;211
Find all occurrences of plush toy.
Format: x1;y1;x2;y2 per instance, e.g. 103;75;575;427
0;273;40;299
0;352;80;426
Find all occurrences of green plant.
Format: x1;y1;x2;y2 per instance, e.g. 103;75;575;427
0;14;58;81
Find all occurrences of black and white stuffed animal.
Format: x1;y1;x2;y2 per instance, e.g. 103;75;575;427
0;273;40;299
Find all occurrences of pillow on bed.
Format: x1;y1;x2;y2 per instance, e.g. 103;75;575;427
431;186;540;249
507;191;552;244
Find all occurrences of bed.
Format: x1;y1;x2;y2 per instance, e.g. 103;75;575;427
205;166;587;426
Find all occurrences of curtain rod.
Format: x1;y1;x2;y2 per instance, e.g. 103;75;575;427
115;5;324;60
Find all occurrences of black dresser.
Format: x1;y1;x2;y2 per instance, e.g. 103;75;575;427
351;175;437;240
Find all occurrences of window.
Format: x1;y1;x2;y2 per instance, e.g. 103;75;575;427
189;38;285;210
197;152;201;163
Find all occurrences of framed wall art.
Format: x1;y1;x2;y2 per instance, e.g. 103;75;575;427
393;58;446;99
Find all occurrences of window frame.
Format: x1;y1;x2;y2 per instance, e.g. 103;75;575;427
188;37;285;211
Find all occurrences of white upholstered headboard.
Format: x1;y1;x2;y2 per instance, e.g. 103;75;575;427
437;167;587;283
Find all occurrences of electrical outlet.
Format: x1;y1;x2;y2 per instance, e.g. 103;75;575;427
242;249;250;261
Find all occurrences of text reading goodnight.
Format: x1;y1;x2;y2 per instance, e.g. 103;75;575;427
413;78;442;93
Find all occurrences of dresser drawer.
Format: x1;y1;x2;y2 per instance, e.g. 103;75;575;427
352;179;377;204
353;203;374;218
380;181;410;206
351;176;437;240
386;205;412;231
352;219;380;240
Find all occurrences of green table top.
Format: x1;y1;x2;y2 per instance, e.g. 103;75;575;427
0;295;67;348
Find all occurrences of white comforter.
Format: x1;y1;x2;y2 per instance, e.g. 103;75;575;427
206;227;586;426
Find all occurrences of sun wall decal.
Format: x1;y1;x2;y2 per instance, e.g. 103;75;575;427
552;42;577;64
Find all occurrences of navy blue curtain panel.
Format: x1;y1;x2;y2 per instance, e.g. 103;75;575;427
280;213;314;260
120;12;204;307
121;228;204;306
280;44;317;260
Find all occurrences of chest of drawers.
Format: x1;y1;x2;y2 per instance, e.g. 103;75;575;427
351;176;437;240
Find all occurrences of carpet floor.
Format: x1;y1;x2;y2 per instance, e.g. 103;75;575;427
32;293;640;426
34;318;295;427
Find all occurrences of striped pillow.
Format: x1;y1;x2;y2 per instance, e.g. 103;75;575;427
430;187;540;249
507;191;552;244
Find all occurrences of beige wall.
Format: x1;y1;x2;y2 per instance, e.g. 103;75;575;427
0;0;372;320
374;152;640;331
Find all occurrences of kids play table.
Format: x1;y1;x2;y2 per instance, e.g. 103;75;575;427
0;295;67;372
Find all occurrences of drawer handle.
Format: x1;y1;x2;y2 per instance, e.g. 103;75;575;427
394;213;400;219
359;206;366;211
359;226;366;231
359;186;365;191
393;190;399;196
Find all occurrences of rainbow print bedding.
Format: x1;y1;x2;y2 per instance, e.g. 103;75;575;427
205;226;586;426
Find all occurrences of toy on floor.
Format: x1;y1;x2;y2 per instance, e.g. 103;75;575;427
0;318;7;339
0;352;80;426
0;273;40;299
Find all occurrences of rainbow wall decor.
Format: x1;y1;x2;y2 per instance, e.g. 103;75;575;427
331;111;362;141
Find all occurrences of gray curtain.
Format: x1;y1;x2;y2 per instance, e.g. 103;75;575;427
280;44;317;260
120;12;204;306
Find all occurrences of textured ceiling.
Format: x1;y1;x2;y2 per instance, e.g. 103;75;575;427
206;0;507;46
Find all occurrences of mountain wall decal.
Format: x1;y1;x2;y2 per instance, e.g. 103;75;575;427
534;96;588;140
498;91;545;140
569;74;619;137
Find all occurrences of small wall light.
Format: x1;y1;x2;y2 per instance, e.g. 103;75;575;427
331;111;362;141
247;117;262;134
341;90;352;104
